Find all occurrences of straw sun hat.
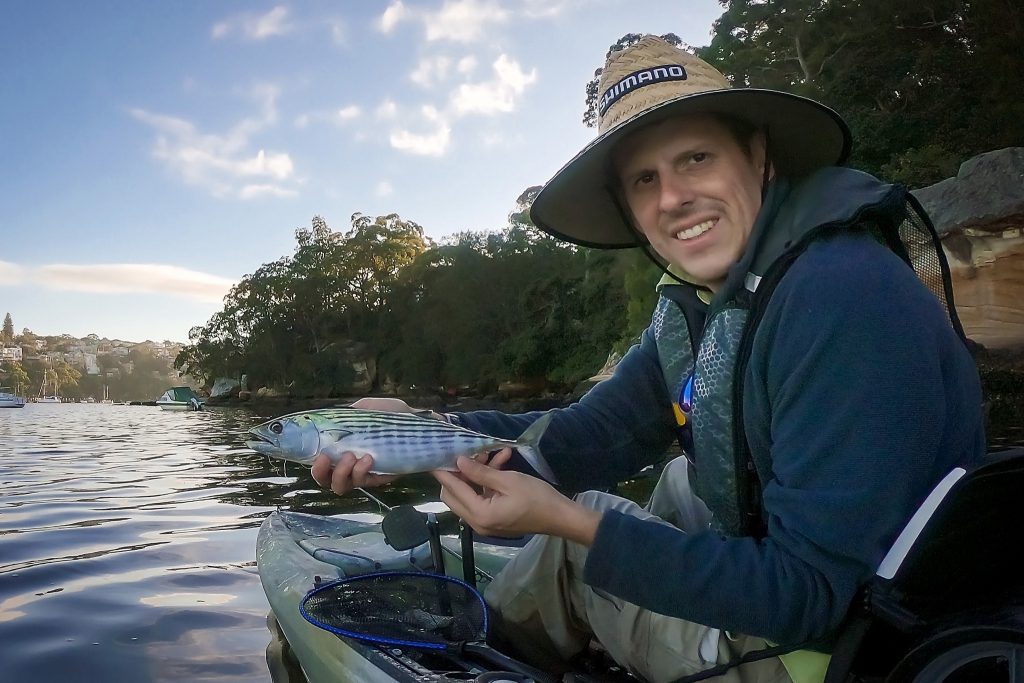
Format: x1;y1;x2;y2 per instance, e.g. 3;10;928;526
529;35;852;248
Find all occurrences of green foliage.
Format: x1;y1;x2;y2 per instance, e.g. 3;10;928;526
0;360;30;392
178;6;1024;398
2;313;12;345
177;214;432;396
698;0;1024;187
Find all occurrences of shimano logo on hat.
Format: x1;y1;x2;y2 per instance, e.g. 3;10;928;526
599;65;688;116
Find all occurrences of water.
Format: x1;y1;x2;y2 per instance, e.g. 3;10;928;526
1;403;1020;683
0;404;441;683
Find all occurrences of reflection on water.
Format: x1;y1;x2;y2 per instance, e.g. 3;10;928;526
0;402;1020;683
0;404;443;683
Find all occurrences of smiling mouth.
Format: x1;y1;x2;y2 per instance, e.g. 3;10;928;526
675;218;717;241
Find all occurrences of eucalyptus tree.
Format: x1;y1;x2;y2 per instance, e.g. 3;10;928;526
0;360;30;393
699;0;1024;186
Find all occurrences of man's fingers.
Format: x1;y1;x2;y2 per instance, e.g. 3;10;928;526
456;455;506;488
485;447;513;469
328;452;358;495
350;453;376;486
433;470;479;518
311;454;333;486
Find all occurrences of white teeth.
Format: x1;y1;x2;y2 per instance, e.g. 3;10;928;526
675;219;716;241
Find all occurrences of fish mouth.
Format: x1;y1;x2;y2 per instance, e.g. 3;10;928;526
245;432;280;455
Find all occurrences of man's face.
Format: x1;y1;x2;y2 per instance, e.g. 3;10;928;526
612;114;766;291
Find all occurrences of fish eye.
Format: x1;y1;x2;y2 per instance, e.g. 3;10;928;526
269;421;284;434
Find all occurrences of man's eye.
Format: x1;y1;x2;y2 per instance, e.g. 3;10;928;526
635;172;655;187
691;152;709;163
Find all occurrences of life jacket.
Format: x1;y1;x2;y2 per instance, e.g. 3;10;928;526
652;167;964;537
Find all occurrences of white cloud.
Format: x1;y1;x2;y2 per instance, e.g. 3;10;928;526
375;181;394;197
328;19;347;45
378;1;408;33
424;0;509;42
520;0;579;18
212;6;292;40
410;56;452;87
451;54;537;116
390;106;451;156
337;105;361;122
0;261;27;285
376;100;398;119
479;130;524;149
457;55;477;75
293;104;361;129
0;263;235;303
239;184;299;199
378;0;508;42
131;84;298;200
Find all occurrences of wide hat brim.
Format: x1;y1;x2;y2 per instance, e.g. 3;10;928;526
530;88;852;249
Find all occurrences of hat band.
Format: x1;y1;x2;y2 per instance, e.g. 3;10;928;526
599;65;688;117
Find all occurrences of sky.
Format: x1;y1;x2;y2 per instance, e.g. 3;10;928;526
1;0;722;344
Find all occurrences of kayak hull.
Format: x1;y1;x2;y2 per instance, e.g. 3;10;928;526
256;510;522;683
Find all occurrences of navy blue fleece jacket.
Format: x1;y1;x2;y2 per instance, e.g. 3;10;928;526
452;231;985;646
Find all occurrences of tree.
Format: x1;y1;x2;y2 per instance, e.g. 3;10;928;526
0;360;30;393
2;313;12;345
51;359;81;393
698;0;1024;186
583;32;685;127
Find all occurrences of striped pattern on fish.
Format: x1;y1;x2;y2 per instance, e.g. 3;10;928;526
245;407;558;483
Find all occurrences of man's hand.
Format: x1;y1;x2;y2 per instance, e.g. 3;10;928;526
310;396;434;495
433;454;601;545
311;451;397;496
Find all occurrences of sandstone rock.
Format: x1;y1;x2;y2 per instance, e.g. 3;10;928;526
210;377;240;399
498;378;548;399
913;147;1024;349
572;350;623;397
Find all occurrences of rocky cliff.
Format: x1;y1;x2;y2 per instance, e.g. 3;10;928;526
914;147;1024;351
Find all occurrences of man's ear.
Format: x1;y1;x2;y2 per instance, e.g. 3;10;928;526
753;130;774;179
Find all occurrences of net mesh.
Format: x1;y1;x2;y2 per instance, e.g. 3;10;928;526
866;198;961;334
898;202;953;318
300;571;487;649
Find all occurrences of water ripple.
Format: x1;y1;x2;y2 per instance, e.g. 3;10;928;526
0;404;344;683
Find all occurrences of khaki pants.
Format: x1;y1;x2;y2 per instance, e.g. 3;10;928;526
483;457;790;683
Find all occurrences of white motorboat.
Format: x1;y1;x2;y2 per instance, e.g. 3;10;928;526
155;386;205;411
0;387;26;408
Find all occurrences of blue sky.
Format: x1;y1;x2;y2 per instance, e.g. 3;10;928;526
1;0;722;343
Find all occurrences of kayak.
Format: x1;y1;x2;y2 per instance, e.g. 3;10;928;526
258;447;1024;683
256;509;533;683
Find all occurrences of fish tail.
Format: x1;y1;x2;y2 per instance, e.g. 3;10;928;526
514;412;559;485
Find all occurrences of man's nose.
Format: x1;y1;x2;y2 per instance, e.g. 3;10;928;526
659;173;695;212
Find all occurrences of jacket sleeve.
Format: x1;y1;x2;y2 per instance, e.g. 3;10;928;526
451;323;678;493
583;235;985;645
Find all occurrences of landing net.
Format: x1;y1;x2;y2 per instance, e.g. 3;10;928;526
300;571;487;650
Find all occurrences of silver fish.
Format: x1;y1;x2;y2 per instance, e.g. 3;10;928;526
245;407;558;483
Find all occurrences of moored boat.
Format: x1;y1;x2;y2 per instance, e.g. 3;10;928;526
0;387;26;408
155;386;205;411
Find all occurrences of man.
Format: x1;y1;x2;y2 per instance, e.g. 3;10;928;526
313;36;985;683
